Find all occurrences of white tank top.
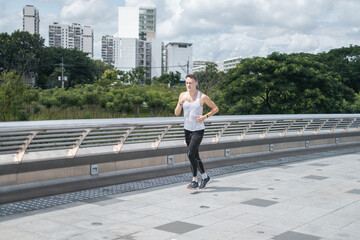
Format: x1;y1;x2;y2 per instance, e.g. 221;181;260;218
183;91;205;131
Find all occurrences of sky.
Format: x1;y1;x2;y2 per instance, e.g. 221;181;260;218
1;0;360;62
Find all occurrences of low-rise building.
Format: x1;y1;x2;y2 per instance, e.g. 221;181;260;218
223;56;243;72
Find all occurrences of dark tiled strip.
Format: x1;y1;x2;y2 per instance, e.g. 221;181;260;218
346;189;360;194
241;198;278;207
272;231;321;240
155;221;203;234
303;175;329;180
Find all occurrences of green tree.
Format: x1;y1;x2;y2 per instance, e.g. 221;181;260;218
128;86;146;117
37;47;98;89
0;31;44;85
195;62;224;95
128;67;148;85
146;88;166;116
315;45;360;92
220;52;355;114
0;71;27;121
153;71;181;86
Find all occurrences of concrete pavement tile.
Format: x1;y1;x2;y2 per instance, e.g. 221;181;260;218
15;218;88;239
309;213;357;230
284;195;345;210
107;199;151;210
293;222;342;239
0;226;52;240
102;209;147;222
339;220;360;233
75;205;118;218
0;213;31;226
50;211;104;225
130;228;179;240
155;208;199;221
261;217;307;232
152;197;195;210
67;215;118;230
203;205;247;220
330;229;359;240
181;213;224;226
265;203;304;216
128;205;169;215
235;223;284;240
179;202;224;215
232;213;272;225
127;215;174;228
281;206;330;222
15;218;70;233
64;230;123;240
181;220;250;240
100;221;147;236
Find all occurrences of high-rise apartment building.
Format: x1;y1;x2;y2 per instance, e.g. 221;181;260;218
139;7;156;41
49;22;68;48
163;42;193;81
101;35;115;63
118;6;156;41
151;39;162;79
23;5;40;34
114;38;151;79
118;7;139;39
49;22;94;58
68;23;82;50
83;26;94;58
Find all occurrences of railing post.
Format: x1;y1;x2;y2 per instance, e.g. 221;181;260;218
68;128;94;158
260;120;277;139
329;119;343;133
314;119;329;135
345;118;356;132
212;122;231;143
113;127;135;153
152;125;172;149
14;131;44;163
238;121;255;141
280;120;295;137
298;119;313;136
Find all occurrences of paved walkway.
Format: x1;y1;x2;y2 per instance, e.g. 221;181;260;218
0;150;359;240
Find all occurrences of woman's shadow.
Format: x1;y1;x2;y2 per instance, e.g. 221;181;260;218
190;180;257;194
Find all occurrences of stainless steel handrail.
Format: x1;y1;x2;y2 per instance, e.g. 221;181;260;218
1;114;360;163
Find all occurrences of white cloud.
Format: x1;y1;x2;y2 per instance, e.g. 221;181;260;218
2;0;360;61
59;0;114;26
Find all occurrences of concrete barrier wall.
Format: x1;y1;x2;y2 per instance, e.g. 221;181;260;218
1;133;360;189
2;115;360;203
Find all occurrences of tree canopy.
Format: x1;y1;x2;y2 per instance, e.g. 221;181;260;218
219;51;356;114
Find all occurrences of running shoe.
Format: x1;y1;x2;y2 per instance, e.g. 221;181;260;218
187;181;198;189
199;176;210;189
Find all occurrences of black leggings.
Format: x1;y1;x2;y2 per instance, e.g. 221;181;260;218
184;129;205;177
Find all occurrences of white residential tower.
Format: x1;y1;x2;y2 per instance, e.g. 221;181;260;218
23;5;40;34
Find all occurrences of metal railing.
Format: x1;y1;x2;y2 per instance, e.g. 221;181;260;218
1;114;360;163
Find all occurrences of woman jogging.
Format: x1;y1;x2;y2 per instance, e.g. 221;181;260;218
174;74;219;189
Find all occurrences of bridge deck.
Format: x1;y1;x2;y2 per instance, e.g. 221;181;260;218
0;149;359;240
